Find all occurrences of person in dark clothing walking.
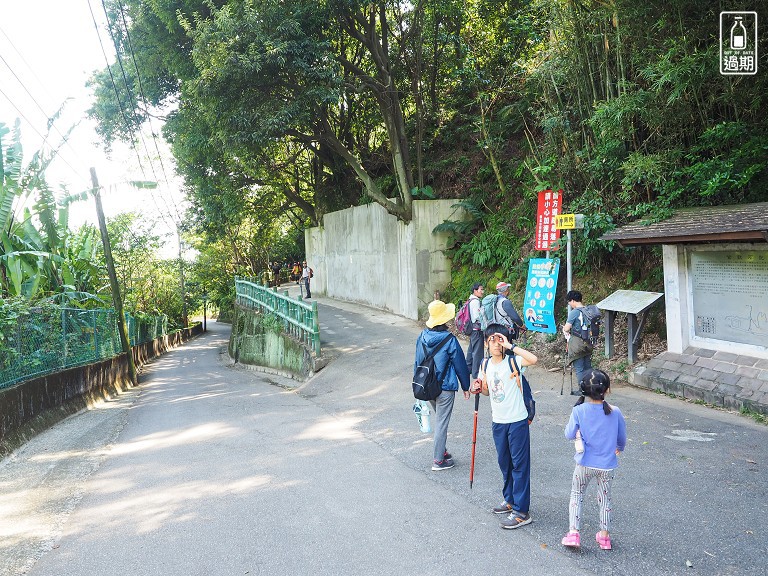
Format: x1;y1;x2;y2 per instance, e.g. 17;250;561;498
465;282;485;378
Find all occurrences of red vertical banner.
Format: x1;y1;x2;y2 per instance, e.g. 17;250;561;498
535;189;562;251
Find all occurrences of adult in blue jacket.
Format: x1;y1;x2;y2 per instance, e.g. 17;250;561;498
414;300;471;471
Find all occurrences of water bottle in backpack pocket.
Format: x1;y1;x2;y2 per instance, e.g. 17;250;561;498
413;400;432;433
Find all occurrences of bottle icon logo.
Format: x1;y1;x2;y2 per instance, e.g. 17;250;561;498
720;12;758;75
730;17;746;50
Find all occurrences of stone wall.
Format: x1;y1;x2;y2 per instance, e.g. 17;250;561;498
631;348;768;416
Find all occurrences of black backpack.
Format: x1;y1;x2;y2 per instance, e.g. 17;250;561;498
412;334;452;401
579;304;602;347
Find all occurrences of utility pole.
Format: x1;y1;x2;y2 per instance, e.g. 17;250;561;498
90;168;137;385
203;288;207;332
178;229;187;327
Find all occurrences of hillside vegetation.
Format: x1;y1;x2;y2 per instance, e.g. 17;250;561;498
85;0;767;326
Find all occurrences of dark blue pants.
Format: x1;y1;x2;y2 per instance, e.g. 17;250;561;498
492;419;531;514
304;277;311;298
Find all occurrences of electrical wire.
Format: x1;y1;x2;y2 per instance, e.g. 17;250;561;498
0;85;87;182
99;0;158;185
86;0;147;179
115;0;184;227
0;27;90;183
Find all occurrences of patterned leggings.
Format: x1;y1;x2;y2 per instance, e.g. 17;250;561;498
569;465;615;532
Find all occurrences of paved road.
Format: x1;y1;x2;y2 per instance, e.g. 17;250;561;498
1;290;766;575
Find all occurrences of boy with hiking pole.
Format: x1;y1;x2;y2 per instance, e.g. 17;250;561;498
471;323;538;529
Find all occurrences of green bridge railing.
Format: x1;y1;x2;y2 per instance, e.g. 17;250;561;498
235;276;321;356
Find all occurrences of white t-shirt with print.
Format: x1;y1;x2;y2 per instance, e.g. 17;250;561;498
480;355;528;424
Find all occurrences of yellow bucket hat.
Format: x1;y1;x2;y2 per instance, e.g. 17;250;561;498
425;300;456;329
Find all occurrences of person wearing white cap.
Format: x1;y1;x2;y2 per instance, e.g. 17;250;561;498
414;300;471;471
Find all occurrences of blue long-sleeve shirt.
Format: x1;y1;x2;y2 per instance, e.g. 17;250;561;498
414;327;470;392
565;402;627;469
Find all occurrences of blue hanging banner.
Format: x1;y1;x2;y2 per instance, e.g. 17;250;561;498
523;258;560;334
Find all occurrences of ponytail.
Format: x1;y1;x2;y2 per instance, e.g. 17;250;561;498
578;369;613;414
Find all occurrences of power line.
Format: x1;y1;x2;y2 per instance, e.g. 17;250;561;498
0;27;94;184
86;0;148;180
115;0;184;226
0;25;54;103
0;85;87;182
97;0;185;235
0;53;90;181
99;0;158;184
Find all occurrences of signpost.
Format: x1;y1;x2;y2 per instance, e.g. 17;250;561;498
535;189;562;252
555;213;584;294
523;258;560;334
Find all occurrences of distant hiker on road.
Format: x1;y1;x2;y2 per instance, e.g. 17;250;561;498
414;300;471;471
494;282;525;341
471;323;538;530
291;262;301;283
301;260;311;299
562;369;627;551
271;261;282;287
465;282;485;378
562;290;592;384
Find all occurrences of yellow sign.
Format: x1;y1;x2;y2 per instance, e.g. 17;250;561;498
555;214;576;229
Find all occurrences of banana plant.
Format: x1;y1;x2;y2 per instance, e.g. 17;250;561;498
1;119;102;302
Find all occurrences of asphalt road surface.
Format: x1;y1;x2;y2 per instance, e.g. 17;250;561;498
1;290;766;575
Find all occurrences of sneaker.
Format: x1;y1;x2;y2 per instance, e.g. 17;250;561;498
492;501;514;515
596;532;612;550
500;511;532;529
443;451;452;460
561;531;581;548
431;459;455;471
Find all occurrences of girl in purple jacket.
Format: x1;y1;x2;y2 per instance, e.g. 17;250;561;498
561;369;627;551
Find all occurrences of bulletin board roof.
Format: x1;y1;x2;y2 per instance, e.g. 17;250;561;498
596;290;664;315
600;202;768;246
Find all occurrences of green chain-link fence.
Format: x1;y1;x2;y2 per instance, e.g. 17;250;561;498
0;307;168;390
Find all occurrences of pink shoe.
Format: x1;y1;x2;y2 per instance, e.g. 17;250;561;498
561;531;581;548
596;532;612;550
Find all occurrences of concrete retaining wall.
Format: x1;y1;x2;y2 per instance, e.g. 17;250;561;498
0;324;203;457
228;304;323;380
305;200;464;320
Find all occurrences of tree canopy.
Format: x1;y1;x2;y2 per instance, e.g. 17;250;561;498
87;0;768;297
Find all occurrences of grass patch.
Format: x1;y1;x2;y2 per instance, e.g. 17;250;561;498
740;406;768;426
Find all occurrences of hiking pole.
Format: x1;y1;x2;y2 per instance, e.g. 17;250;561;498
560;342;566;396
469;390;480;489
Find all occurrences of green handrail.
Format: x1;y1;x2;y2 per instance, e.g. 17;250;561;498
234;276;321;356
